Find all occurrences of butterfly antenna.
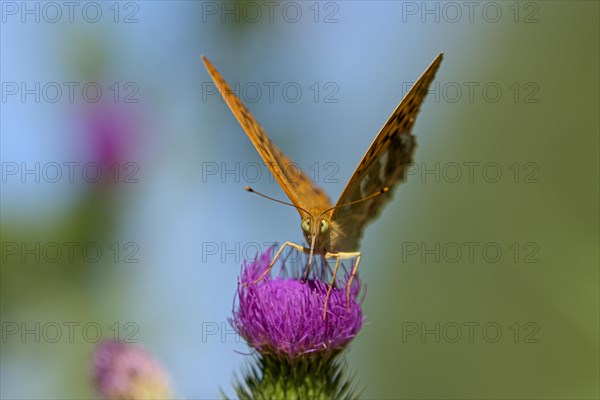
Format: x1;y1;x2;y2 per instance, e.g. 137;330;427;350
320;187;389;216
245;187;312;216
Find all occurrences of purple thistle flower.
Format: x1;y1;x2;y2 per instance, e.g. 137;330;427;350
232;249;364;360
92;341;173;400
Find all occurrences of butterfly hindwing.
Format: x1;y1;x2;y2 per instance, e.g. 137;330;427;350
202;56;332;216
331;53;444;251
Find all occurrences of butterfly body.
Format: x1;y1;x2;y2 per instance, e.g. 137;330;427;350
202;54;443;317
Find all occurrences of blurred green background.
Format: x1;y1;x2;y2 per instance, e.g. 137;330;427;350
1;1;598;399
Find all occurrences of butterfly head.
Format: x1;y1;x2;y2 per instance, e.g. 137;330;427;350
301;216;331;250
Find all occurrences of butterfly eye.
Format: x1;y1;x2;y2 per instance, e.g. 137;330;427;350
301;219;311;232
320;220;330;234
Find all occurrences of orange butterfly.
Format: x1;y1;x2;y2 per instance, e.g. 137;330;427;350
202;54;443;318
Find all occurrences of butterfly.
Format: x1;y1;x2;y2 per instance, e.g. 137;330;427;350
202;54;443;318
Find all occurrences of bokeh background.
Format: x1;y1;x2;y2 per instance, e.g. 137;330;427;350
1;1;598;399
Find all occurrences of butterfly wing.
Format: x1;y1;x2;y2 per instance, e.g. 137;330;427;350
202;56;332;216
331;53;443;251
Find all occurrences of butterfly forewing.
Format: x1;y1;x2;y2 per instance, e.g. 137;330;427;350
331;53;444;251
202;56;332;216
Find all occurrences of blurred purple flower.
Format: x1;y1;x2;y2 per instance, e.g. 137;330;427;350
79;101;140;186
88;103;134;166
232;250;364;360
92;341;172;400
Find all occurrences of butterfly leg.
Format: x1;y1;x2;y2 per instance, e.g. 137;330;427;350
345;252;362;310
247;241;306;285
299;256;312;284
323;252;341;320
322;251;361;319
